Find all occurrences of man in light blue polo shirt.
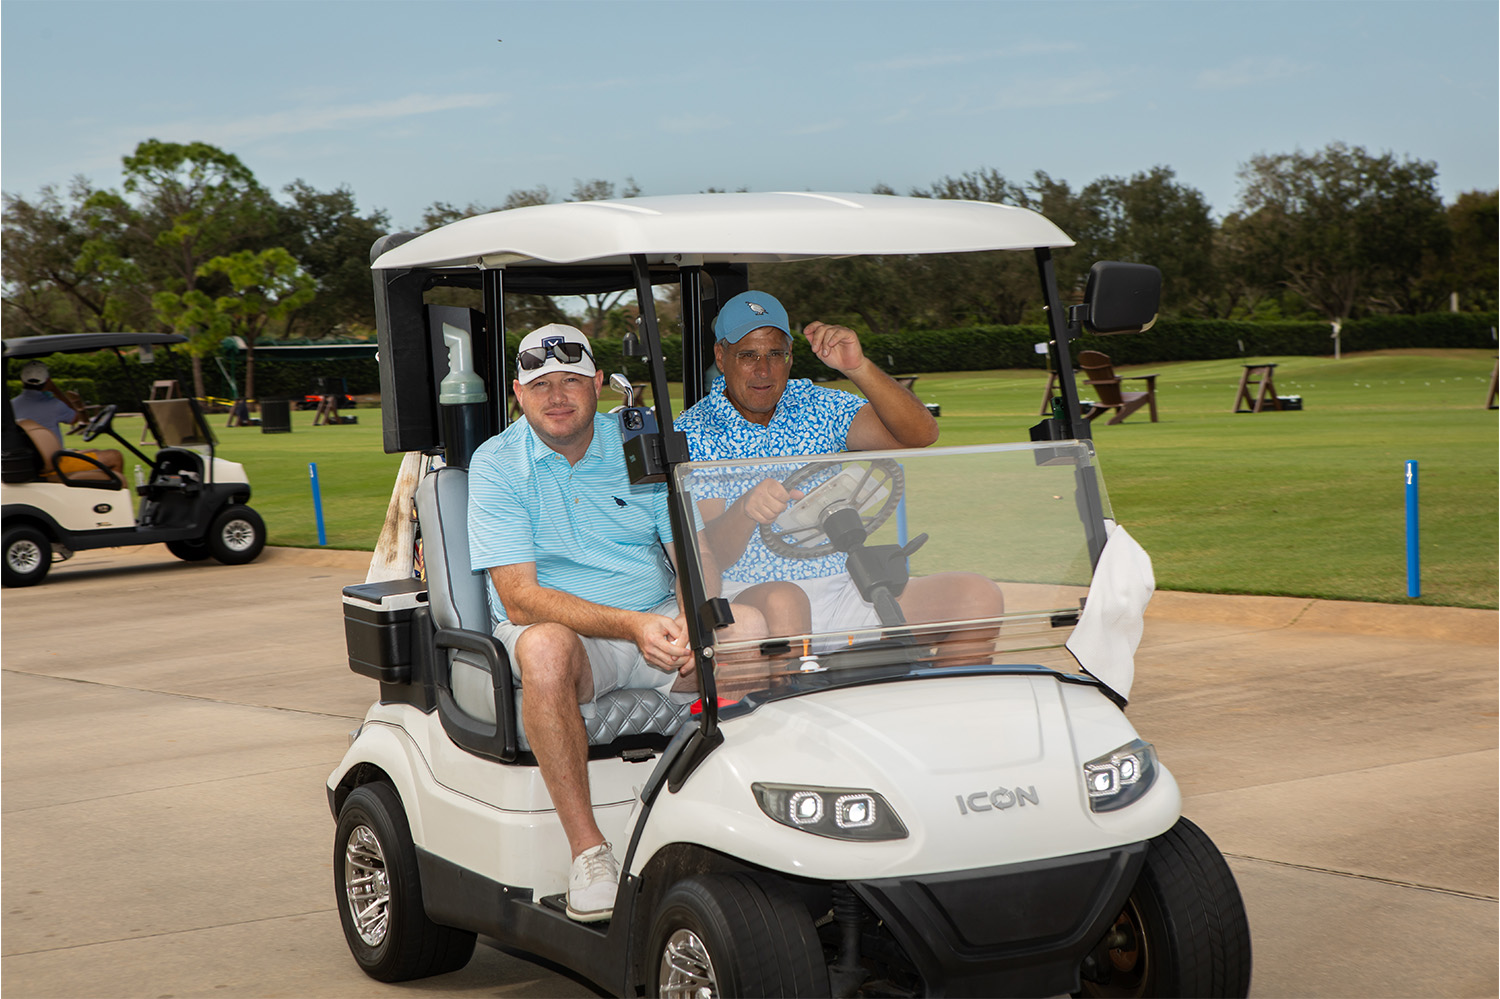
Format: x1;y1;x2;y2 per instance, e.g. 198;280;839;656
468;323;762;924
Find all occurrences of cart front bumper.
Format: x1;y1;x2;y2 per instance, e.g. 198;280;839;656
851;841;1146;998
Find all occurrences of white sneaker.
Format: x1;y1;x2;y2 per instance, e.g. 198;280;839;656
566;841;619;922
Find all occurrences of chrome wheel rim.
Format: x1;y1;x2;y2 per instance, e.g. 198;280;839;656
343;824;390;947
659;928;718;999
7;539;43;574
220;518;256;552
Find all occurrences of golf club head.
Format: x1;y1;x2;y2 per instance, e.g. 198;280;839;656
609;373;635;406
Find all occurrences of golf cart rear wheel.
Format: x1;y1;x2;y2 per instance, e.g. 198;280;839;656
334;782;475;982
648;872;828;998
207;505;265;564
165;538;212;561
3;525;52;587
1078;817;1252;998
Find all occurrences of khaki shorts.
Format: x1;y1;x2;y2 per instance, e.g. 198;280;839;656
493;597;682;716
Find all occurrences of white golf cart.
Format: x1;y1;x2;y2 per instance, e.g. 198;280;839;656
328;193;1251;997
2;332;265;586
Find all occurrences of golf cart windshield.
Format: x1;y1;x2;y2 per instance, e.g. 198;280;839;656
674;440;1109;703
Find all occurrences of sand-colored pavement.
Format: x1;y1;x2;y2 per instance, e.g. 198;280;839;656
2;545;1495;997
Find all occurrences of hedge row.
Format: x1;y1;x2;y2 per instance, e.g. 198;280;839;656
9;313;1493;405
793;311;1498;378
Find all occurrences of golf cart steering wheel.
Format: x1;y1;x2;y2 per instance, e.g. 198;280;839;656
80;404;118;442
759;458;904;560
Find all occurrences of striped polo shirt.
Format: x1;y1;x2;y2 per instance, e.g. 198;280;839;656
468;413;676;625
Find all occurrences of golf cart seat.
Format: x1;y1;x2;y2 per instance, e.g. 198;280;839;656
14;419;123;489
416;465;695;757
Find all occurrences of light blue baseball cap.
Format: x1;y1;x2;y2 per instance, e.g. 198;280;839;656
714;291;791;344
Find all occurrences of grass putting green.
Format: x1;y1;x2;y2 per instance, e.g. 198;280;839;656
192;348;1497;608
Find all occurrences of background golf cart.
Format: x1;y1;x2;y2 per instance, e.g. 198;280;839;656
331;192;1250;997
2;332;265;587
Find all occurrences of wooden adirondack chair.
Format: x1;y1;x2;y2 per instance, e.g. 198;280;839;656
1077;350;1159;426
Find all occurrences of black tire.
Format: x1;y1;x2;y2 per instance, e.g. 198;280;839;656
206;504;265;564
1079;817;1252;998
165;538;212;561
647;872;828;998
3;525;52;587
333;782;476;982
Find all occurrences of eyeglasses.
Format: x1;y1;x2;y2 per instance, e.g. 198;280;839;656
732;349;792;367
518;341;594;371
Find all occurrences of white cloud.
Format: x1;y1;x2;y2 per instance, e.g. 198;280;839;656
939;74;1118;115
140;92;507;148
1195;57;1305;90
862;40;1078;73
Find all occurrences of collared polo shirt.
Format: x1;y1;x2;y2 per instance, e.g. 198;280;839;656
677;375;867;583
469;413;676;625
12;390;75;441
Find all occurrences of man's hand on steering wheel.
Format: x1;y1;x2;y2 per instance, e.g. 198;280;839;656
737;477;805;525
80;404;118;442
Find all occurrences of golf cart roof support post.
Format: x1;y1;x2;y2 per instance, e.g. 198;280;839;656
1034;248;1091;443
628;254;722;742
679;266;708;410
482;267;508;436
1035;248;1108;569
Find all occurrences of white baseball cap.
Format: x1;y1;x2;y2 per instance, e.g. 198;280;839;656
20;361;49;387
515;324;597;385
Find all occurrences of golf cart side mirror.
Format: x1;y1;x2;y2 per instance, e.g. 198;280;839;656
1076;262;1162;335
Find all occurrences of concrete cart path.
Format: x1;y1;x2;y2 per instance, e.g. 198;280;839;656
2;546;1495;998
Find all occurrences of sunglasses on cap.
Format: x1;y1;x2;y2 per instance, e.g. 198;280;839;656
517;341;595;371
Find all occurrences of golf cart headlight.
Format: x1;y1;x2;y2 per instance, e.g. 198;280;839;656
1082;739;1158;812
752;783;907;841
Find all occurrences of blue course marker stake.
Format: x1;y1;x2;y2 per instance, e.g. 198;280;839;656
309;461;328;547
1405;460;1419;598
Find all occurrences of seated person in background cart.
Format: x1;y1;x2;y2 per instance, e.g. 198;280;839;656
676;291;1004;642
468;324;765;924
10;361;125;477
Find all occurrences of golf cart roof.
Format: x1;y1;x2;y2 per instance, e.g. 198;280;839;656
3;332;188;358
371;192;1075;271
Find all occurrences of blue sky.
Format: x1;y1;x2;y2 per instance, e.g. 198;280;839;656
3;0;1496;231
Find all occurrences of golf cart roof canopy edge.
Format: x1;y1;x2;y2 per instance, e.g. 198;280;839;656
3;332;188;358
371;192;1075;271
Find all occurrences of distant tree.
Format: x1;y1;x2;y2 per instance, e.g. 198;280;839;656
1231;142;1449;321
79;139;278;394
911;170;1043;326
1083;166;1215;315
193;248;316;404
1436;190;1498;312
2;179;150;334
274;180;389;337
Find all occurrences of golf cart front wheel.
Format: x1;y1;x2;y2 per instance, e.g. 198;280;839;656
1077;816;1252;998
207;505;265;564
165;538;212;562
3;525;52;587
648;872;827;998
333;782;475;982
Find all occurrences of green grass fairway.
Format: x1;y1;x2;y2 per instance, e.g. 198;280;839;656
877;349;1497;609
199;349;1497;608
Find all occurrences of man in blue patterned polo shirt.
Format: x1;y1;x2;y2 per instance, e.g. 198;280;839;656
469;323;764;923
677;291;1003;639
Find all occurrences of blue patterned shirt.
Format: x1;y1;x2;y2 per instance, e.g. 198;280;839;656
677;376;867;583
469;413;677;625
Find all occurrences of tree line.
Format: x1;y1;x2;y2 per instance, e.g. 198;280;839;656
3;138;1494;399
